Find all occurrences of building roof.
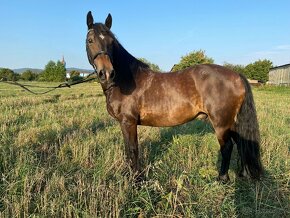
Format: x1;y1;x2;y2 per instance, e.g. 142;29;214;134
270;63;290;70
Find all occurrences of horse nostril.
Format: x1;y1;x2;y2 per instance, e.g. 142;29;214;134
99;70;105;78
110;70;115;79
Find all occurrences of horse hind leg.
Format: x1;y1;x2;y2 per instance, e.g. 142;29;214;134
214;127;234;183
205;102;239;182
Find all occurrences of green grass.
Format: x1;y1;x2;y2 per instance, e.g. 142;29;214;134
0;82;289;217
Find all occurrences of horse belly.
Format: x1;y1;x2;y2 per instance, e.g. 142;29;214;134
139;101;199;127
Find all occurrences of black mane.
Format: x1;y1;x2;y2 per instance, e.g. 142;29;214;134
91;22;149;73
105;27;150;94
109;31;149;72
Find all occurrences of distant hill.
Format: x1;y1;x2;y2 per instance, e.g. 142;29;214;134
12;67;93;74
66;68;93;73
13;68;43;74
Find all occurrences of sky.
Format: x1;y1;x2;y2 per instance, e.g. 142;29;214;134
0;0;290;71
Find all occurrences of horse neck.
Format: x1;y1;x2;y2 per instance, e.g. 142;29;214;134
112;41;148;79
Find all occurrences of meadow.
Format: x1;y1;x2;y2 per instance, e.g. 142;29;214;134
0;82;289;217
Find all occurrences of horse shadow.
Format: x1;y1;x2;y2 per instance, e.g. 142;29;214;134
216;147;289;217
140;120;289;217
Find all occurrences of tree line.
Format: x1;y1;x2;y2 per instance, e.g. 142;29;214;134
144;51;272;83
170;50;272;83
0;60;67;82
1;51;273;83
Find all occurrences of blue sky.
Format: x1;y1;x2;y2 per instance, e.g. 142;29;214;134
0;0;290;71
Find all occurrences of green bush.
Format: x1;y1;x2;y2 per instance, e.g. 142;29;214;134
171;50;214;71
21;70;38;81
138;58;162;71
244;59;273;83
38;61;66;82
0;68;19;81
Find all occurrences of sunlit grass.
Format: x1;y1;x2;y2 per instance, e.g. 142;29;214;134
0;82;289;217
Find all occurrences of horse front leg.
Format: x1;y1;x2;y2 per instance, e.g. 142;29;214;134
120;121;139;173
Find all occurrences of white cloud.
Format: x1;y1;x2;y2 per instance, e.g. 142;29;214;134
242;45;290;66
274;44;290;50
252;50;279;56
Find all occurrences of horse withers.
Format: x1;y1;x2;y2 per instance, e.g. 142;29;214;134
85;11;263;182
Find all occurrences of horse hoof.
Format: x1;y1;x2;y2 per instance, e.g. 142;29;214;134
217;174;230;183
238;169;250;179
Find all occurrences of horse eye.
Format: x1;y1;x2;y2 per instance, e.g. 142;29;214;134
88;39;93;44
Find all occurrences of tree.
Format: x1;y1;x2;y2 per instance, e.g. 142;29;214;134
0;68;18;81
244;59;273;83
21;70;38;81
55;61;66;81
223;62;246;75
38;60;66;82
171;50;214;71
138;58;162;72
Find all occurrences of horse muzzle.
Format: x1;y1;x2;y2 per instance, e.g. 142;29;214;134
98;69;115;84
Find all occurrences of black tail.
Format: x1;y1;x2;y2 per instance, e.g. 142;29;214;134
233;74;263;179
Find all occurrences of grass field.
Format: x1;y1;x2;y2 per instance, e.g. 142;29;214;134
0;82;289;217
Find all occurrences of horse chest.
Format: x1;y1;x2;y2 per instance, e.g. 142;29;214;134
105;91;122;120
105;90;135;122
106;100;118;119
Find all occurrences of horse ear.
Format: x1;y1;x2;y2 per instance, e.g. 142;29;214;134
105;13;112;29
87;11;94;29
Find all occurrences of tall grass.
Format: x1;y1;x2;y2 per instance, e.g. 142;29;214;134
0;82;289;217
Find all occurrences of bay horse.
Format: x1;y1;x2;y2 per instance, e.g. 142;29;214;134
85;11;263;182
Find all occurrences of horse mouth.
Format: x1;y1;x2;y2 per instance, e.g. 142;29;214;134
104;82;116;92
